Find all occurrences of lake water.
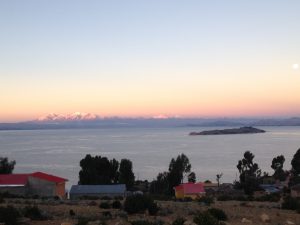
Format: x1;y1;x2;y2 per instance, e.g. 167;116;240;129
1;127;300;190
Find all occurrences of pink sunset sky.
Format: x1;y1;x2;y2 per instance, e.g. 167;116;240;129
1;1;300;122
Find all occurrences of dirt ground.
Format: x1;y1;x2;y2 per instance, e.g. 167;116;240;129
2;198;300;225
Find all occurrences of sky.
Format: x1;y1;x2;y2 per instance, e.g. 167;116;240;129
0;1;300;122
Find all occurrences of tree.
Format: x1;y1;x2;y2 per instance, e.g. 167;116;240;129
216;173;223;187
0;157;15;174
149;172;169;195
150;153;192;195
79;154;119;185
237;151;261;195
168;153;191;194
271;155;287;181
119;159;135;190
188;172;196;183
292;149;300;175
290;148;300;185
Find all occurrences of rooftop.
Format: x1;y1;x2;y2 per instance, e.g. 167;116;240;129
70;184;126;194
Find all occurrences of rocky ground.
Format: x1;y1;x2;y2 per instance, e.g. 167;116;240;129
1;198;300;225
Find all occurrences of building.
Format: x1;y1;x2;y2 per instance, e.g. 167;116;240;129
0;172;68;198
69;184;126;200
174;182;205;200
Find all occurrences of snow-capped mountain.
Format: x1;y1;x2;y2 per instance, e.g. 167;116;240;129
37;112;99;122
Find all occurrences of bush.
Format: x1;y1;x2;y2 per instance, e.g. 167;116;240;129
207;208;228;221
77;217;91;225
23;205;47;220
112;200;122;209
172;217;186;225
0;205;21;225
217;195;232;201
148;202;159;215
131;220;164;225
255;193;281;202
114;196;124;200
99;202;111;209
124;195;156;214
101;196;112;200
198;196;214;206
102;211;112;219
193;211;219;225
281;196;300;210
183;197;193;202
80;195;99;200
69;209;75;216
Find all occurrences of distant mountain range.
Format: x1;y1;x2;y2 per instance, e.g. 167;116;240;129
0;112;300;130
37;112;99;122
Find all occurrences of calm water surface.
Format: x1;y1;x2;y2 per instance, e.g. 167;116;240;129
1;127;300;189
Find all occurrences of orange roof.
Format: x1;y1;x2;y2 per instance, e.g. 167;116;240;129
174;182;205;194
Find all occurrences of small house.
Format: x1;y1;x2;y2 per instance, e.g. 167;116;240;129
0;172;68;198
69;184;126;200
174;182;205;200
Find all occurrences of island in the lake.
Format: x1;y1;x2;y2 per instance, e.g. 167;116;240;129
189;126;266;135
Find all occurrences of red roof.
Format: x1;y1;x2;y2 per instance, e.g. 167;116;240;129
0;174;30;186
0;172;67;186
175;182;205;194
30;172;68;183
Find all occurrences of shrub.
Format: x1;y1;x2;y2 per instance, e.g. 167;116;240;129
131;220;164;225
198;196;214;206
80;195;99;200
112;200;122;209
124;194;155;214
102;211;112;219
255;193;281;202
172;217;186;225
77;217;91;225
281;196;300;210
88;200;97;206
69;209;75;216
99;202;111;209
217;195;232;201
207;208;228;221
101;196;112;200
148;202;159;215
183;197;193;202
23;205;47;220
114;196;124;200
0;205;21;225
235;195;248;201
193;211;219;225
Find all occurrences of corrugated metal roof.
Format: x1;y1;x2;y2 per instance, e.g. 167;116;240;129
70;184;126;194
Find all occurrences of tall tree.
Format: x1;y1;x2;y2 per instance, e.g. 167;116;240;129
149;172;169;195
0;157;15;174
188;172;196;183
237;151;261;195
290;148;300;185
79;154;119;185
119;159;135;190
271;155;287;181
291;149;300;175
150;153;192;195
